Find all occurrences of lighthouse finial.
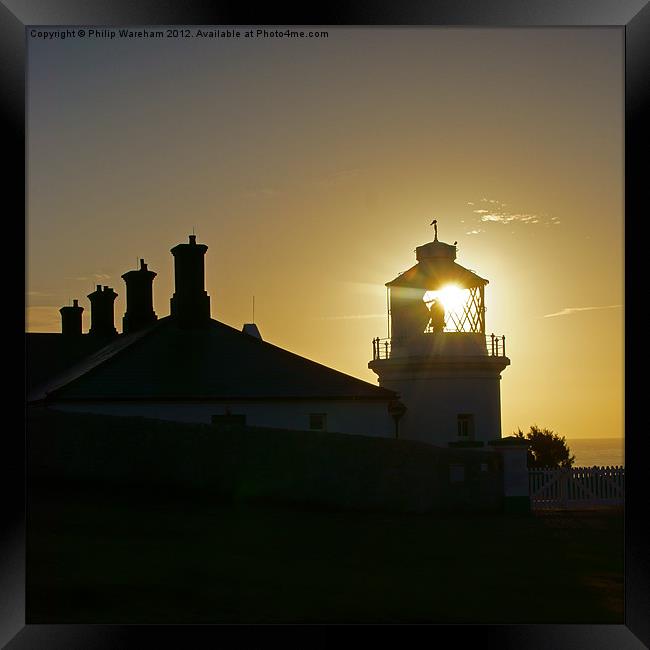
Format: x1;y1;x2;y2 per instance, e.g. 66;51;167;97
429;219;438;241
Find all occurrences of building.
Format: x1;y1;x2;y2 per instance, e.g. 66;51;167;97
27;236;398;439
27;226;510;448
368;222;511;445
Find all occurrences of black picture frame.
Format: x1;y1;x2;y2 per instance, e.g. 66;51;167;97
5;1;647;647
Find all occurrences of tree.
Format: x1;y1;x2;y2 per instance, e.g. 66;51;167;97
514;425;575;468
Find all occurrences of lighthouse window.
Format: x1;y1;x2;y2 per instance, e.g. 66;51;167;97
309;413;327;431
457;414;474;439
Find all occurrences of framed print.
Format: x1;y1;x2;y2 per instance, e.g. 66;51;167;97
5;0;648;647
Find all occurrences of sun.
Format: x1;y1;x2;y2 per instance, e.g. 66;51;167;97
423;284;468;313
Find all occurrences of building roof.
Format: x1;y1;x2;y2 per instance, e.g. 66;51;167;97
29;317;396;402
386;258;488;290
25;333;107;392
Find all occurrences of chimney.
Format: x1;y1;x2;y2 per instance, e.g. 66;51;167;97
170;235;211;328
59;299;83;337
121;258;157;334
87;285;118;339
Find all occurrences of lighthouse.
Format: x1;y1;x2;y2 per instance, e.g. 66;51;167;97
368;222;510;445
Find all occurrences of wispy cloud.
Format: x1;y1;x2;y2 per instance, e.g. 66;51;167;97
241;187;282;199
317;313;385;321
465;198;558;229
543;304;622;318
67;273;111;282
25;305;60;331
313;167;364;189
342;281;386;296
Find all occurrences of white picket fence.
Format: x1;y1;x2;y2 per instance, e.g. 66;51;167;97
529;466;625;509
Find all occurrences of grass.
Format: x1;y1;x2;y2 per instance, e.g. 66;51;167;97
27;484;623;624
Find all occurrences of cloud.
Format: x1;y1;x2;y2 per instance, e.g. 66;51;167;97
465;229;484;236
475;210;540;224
25;306;60;331
342;281;386;296
317;313;386;321
466;198;557;228
313;167;364;189
543;304;622;318
67;273;111;282
241;187;282;199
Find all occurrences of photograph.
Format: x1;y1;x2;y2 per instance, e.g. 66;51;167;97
23;21;627;630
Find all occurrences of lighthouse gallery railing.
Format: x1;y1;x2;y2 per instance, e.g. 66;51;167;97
371;334;507;361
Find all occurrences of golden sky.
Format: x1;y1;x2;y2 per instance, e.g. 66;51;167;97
26;27;623;440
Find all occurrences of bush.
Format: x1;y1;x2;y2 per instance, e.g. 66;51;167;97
514;425;575;468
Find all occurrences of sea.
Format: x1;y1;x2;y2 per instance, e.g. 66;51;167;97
565;438;624;468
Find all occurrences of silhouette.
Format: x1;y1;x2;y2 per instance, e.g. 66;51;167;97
87;285;118;339
371;226;510;445
429;298;445;333
514;425;576;468
430;219;439;240
27;234;397;427
170;234;211;328
59;299;83;338
122;259;157;333
390;288;432;340
242;323;262;339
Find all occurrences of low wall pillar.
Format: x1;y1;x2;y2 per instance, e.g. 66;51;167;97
488;436;530;514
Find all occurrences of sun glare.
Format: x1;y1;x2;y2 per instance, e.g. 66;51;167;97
423;285;468;313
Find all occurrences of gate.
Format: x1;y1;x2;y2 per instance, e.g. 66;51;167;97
529;466;624;509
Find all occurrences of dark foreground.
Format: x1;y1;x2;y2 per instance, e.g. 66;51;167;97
27;484;623;624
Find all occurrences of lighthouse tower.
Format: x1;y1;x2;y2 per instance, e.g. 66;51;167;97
368;222;510;445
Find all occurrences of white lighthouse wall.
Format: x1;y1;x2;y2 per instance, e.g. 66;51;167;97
379;375;503;445
50;399;395;439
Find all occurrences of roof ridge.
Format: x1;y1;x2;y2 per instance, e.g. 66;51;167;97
207;318;392;392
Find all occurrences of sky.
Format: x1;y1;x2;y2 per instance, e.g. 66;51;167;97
26;27;623;440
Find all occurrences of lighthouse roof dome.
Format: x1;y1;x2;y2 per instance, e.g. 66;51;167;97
415;238;457;261
387;226;488;290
